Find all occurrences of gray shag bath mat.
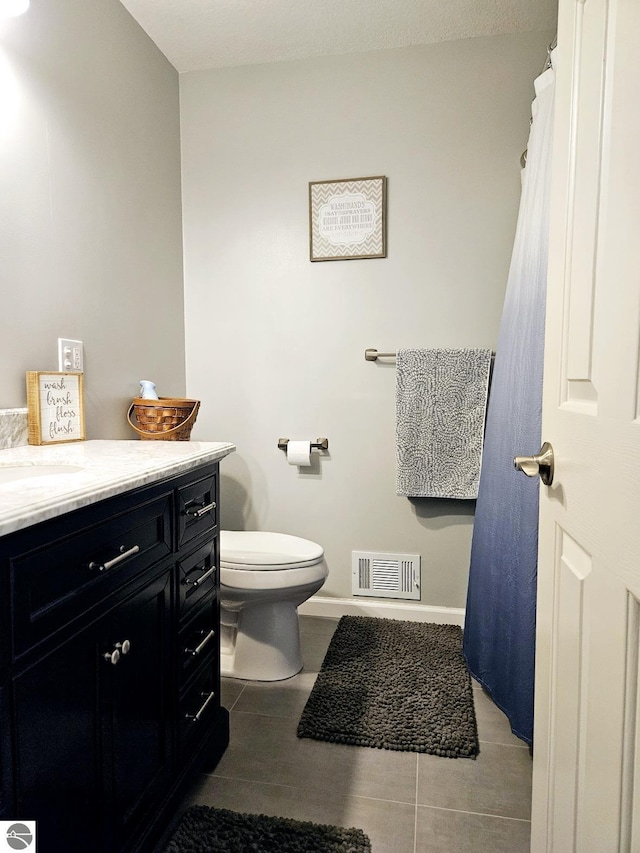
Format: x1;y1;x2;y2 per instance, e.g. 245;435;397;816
297;615;479;758
163;804;371;853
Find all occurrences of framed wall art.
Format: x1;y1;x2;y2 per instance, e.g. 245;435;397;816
309;175;387;262
26;371;86;445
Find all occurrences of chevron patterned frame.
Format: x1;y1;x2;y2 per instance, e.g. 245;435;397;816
309;175;387;261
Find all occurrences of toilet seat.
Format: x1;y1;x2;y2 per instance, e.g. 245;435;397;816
220;530;324;571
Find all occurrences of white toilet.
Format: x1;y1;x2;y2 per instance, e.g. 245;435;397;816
219;530;328;681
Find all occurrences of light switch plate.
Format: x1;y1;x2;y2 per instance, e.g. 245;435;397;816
57;338;84;372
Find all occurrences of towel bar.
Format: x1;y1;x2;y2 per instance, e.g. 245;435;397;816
365;348;395;361
365;348;495;362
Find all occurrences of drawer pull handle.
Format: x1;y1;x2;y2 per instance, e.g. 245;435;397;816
185;501;216;518
185;690;215;723
185;629;216;657
183;565;215;588
89;544;140;573
103;649;121;666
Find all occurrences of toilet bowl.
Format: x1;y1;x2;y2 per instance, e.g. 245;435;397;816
219;530;328;681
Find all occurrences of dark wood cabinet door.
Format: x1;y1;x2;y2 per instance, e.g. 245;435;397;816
106;569;172;851
13;624;106;853
0;685;12;819
13;568;172;853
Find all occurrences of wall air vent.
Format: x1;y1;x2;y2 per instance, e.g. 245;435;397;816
352;551;420;600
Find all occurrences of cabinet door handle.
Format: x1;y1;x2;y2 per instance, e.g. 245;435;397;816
185;501;216;518
184;629;216;657
182;565;215;588
103;639;130;665
89;544;140;573
185;690;215;723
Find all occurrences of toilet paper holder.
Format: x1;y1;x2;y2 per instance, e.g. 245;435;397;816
277;438;329;452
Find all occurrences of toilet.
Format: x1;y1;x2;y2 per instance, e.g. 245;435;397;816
219;530;328;681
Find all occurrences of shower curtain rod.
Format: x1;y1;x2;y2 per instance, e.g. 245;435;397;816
364;348;495;362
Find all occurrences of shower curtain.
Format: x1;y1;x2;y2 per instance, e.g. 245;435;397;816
463;54;556;746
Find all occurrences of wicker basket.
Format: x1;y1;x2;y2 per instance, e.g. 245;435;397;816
127;397;200;441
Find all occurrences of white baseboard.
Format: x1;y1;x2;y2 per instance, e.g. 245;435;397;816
298;595;465;627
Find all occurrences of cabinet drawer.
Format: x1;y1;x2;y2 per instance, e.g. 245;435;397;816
0;572;8;670
176;471;217;548
179;598;218;686
178;539;217;619
179;662;219;760
12;495;172;657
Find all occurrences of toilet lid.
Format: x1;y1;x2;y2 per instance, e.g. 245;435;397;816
220;530;324;570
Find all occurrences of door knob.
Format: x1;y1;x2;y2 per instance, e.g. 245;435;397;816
514;441;555;486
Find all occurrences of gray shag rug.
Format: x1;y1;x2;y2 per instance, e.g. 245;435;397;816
297;615;479;758
163;805;371;853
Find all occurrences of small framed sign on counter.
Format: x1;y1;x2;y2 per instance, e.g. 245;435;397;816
26;371;86;445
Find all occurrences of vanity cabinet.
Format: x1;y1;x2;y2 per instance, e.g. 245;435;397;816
0;686;10;820
0;462;229;853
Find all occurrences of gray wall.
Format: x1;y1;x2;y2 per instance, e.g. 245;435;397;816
181;32;551;608
0;5;550;609
0;0;185;438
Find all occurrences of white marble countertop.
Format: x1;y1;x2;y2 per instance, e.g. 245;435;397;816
0;440;236;537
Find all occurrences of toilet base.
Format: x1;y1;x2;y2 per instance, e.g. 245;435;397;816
220;600;303;681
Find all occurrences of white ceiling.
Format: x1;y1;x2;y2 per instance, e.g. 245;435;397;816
117;0;558;74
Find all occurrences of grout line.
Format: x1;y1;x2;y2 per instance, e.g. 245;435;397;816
227;711;306;722
229;708;307;721
478;738;530;749
224;681;249;712
202;772;417;807
416;803;532;823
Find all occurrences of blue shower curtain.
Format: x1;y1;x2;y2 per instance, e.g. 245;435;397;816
463;56;556;745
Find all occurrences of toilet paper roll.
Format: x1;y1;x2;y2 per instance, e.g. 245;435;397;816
287;440;312;467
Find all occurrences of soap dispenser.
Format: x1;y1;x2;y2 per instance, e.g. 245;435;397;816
139;380;159;400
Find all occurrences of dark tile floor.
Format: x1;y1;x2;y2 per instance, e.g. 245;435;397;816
165;615;532;853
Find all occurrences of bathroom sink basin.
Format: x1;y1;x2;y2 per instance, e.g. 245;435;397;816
0;464;84;484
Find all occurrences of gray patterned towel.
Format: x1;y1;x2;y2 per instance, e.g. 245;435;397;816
396;348;492;499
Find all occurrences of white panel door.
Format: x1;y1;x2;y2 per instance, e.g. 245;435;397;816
531;0;640;851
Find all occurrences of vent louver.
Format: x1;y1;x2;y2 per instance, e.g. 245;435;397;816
352;551;420;600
